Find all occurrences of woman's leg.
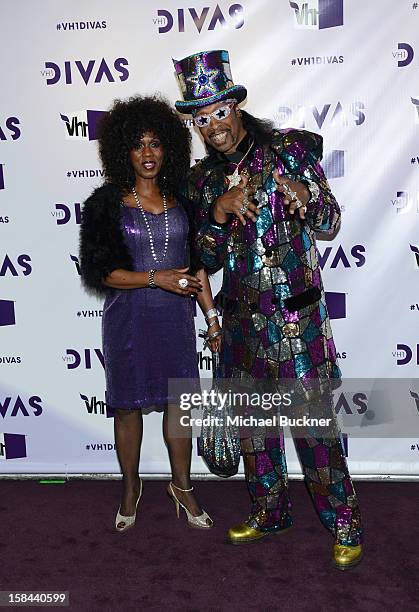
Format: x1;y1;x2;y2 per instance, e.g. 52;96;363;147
163;404;204;517
114;408;143;518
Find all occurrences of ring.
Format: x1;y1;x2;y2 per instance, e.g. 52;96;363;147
178;278;189;289
239;203;248;214
282;183;297;200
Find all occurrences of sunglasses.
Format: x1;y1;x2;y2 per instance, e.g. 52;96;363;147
193;102;235;128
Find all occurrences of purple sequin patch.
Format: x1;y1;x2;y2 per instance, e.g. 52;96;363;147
282;308;299;323
269;191;286;222
313;444;329;468
308;336;325;366
259;290;276;316
250;147;263;174
256;453;274;475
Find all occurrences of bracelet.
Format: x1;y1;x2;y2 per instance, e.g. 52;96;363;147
208;319;219;329
205;307;218;321
208;330;223;340
148;269;157;288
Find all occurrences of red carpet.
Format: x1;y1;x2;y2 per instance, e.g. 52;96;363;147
0;480;418;611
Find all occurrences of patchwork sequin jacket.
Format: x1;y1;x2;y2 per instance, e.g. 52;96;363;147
184;128;341;382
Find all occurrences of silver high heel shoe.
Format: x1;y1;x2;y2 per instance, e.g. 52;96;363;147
168;482;213;529
115;479;143;533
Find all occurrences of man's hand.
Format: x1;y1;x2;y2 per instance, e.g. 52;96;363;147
213;173;259;226
273;169;310;220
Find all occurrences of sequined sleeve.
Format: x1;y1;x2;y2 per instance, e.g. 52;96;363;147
277;129;341;234
300;159;341;234
195;211;231;272
183;165;232;273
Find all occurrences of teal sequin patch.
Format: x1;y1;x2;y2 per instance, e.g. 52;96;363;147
301;229;311;251
319;301;327;322
227;251;236;271
294;352;313;377
282;249;300;272
259;470;278;490
319;510;336;531
248;250;264;272
302;320;320;342
256;207;273;238
267;320;281;344
266;174;277;195
281;151;299;172
274;283;291;305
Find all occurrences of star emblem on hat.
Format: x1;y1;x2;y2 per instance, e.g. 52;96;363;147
186;61;219;97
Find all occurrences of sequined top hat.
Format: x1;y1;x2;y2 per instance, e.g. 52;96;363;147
173;49;247;113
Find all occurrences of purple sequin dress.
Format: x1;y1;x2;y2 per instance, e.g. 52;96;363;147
102;203;198;411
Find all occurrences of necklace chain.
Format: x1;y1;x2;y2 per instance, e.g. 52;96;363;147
131;187;169;264
226;139;254;190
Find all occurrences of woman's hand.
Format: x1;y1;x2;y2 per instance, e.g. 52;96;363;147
207;320;222;353
154;267;202;296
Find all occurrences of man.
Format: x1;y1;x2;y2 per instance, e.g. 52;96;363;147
173;49;363;569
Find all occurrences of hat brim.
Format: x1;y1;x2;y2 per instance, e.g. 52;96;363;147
175;85;247;113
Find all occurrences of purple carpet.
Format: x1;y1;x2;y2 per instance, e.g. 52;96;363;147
0;480;418;611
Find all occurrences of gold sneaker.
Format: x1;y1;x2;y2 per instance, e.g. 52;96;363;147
333;544;363;570
227;523;291;545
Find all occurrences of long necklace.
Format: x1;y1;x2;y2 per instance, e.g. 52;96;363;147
225;138;254;190
131;187;169;264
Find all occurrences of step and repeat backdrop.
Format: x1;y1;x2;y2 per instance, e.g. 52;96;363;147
1;0;419;475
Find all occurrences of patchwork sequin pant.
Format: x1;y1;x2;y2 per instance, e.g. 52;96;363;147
242;399;363;546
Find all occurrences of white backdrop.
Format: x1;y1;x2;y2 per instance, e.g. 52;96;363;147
1;0;418;476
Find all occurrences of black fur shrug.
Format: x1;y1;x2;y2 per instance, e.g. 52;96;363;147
79;183;201;297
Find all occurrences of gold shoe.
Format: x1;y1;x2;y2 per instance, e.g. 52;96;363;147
168;482;213;529
333;544;363;570
227;523;291;545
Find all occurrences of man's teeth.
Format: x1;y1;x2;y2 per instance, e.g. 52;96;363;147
212;131;227;142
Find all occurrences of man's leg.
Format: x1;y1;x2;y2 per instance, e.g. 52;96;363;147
291;393;363;567
227;427;293;543
294;432;362;545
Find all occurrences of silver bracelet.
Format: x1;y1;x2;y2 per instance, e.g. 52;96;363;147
205;307;218;321
208;319;218;329
148;269;157;288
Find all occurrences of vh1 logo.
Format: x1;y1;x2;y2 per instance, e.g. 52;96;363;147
60;110;106;141
290;0;344;30
0;299;15;326
0;433;27;460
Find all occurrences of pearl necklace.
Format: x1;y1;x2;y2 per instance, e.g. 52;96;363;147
131;187;169;264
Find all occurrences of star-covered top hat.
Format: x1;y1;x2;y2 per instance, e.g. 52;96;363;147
173;49;247;113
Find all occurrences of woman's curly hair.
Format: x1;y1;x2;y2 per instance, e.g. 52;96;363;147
98;95;191;195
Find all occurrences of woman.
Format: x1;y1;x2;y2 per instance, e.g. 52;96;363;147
79;95;221;532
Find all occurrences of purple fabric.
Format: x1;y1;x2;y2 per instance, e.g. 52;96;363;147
103;204;198;410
